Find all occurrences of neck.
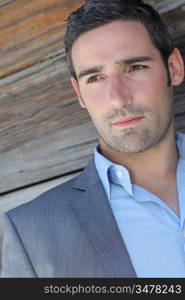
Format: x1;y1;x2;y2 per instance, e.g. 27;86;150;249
100;126;179;183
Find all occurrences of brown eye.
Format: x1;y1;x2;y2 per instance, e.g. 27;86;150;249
87;75;101;84
130;65;148;72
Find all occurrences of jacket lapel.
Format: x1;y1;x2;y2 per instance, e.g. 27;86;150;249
70;159;137;278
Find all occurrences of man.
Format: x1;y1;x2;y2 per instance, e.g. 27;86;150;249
1;0;185;277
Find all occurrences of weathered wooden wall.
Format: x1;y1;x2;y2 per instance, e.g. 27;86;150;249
0;0;96;196
0;0;185;270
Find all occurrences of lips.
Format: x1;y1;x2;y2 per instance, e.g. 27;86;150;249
111;116;144;127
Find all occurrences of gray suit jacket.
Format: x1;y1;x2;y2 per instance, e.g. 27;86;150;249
1;159;136;277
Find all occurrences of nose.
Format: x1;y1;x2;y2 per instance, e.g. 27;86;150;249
108;74;133;108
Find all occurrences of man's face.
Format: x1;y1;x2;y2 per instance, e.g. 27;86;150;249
71;21;183;154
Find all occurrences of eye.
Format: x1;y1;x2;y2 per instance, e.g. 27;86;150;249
87;74;104;84
129;65;148;72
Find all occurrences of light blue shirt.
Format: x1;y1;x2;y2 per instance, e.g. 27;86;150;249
94;132;185;277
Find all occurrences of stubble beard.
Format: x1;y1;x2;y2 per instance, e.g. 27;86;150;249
96;102;174;154
98;125;162;153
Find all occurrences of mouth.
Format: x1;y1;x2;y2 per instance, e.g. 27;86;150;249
111;116;144;127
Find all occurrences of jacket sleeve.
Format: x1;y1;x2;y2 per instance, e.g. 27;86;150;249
1;213;37;278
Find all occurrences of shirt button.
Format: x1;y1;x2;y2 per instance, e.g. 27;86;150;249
116;170;123;178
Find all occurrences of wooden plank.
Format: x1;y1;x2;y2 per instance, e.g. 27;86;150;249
0;55;75;153
162;6;185;39
150;0;185;13
0;0;84;78
0;121;97;193
174;83;185;115
0;171;80;271
0;48;98;193
175;116;185;133
0;0;15;7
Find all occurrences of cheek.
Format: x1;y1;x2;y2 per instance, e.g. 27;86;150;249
87;105;104;121
80;85;109;114
80;94;107;127
81;85;106;103
140;74;168;102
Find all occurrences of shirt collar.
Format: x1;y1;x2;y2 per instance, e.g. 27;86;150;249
94;132;185;200
94;145;113;199
94;145;133;199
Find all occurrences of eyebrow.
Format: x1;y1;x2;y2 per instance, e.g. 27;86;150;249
117;56;154;66
78;66;104;80
77;56;153;80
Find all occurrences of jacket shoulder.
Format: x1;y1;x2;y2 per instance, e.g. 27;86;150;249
5;174;79;220
5;158;97;222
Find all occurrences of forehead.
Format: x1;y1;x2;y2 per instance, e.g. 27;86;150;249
71;20;160;72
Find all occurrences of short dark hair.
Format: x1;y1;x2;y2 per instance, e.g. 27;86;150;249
64;0;174;80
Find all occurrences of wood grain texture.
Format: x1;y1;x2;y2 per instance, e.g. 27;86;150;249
153;0;185;13
0;0;185;195
0;0;15;7
0;0;84;78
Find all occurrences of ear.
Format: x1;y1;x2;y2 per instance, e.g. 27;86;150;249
168;48;184;86
70;77;86;108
